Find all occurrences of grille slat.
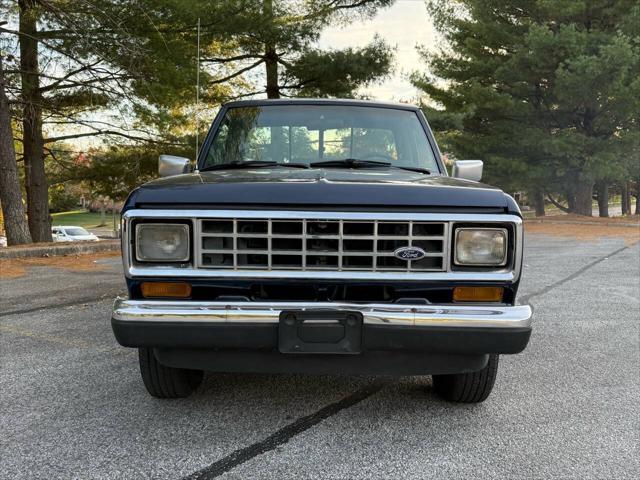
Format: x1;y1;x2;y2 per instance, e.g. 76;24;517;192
199;218;447;272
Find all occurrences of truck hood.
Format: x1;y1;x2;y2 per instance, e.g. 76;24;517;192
124;168;518;213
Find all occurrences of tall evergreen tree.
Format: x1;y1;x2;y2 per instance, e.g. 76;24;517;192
202;0;394;99
0;53;31;245
1;0;233;241
414;0;639;216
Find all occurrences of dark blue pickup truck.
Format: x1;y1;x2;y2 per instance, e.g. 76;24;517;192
111;99;532;402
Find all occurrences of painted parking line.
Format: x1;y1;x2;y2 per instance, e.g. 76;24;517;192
519;243;632;304
182;380;390;480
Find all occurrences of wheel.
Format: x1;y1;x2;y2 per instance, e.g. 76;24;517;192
138;348;203;398
432;354;499;403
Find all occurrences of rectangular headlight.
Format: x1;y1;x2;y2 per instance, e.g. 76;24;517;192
454;228;508;266
135;223;189;262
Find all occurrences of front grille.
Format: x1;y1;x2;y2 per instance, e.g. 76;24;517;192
198;218;448;272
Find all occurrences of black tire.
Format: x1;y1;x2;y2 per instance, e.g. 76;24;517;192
138;348;203;398
432;354;499;403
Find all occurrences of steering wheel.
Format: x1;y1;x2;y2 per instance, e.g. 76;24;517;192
359;152;393;162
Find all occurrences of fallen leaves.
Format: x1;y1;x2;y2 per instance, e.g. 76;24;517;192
525;217;640;246
0;251;121;279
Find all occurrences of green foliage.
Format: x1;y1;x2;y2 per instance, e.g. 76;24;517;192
203;0;395;98
75;144;177;201
414;0;640;209
49;184;80;213
285;36;393;97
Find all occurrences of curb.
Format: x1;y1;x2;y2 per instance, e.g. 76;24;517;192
0;240;120;260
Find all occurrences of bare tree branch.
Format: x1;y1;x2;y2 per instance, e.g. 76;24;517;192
44;130;184;146
546;194;572;213
38;60;102;91
210;59;264;84
202;53;264;63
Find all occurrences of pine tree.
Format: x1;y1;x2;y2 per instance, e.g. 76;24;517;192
414;0;640;216
0;53;31;245
1;0;231;241
202;0;394;99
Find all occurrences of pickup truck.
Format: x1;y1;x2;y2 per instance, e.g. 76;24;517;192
111;99;532;403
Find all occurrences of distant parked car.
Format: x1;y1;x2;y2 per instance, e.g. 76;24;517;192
0;236;6;247
52;226;99;242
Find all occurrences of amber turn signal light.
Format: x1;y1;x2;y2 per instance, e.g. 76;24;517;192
453;286;503;302
141;282;192;298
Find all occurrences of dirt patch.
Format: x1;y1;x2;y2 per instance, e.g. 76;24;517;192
0;251;121;279
525;221;640;245
529;214;639;226
3;240;75;250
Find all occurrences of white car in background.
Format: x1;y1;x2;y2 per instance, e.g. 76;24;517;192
52;226;99;242
0;236;7;247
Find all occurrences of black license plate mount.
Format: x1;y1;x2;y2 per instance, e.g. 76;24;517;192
278;310;363;354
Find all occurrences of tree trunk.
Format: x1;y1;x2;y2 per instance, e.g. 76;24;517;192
621;181;631;216
264;46;279;99
100;202;106;226
532;188;545;217
263;0;280;99
564;184;577;213
563;175;594;216
573;181;594;216
0;55;32;245
19;0;52;242
635;180;639;215
595;181;609;217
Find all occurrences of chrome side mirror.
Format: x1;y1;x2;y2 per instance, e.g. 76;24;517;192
159;154;190;177
452;160;483;182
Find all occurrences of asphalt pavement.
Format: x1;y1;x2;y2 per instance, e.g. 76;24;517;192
1;232;638;479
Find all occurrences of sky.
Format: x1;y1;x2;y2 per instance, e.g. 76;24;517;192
319;0;438;102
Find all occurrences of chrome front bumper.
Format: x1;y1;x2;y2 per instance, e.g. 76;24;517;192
112;298;532;329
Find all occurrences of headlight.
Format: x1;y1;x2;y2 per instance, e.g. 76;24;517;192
135;223;190;262
454;228;508;266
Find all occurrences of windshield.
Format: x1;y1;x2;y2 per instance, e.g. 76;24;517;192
202;105;438;171
64;227;90;236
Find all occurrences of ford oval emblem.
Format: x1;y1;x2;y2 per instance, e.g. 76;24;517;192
394;246;427;261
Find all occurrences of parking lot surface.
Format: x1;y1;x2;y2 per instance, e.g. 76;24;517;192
1;231;638;479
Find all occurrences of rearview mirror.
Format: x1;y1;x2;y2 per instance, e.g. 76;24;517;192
452;160;483;182
159;155;190;177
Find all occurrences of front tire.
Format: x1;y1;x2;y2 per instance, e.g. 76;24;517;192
138;348;203;398
432;354;499;403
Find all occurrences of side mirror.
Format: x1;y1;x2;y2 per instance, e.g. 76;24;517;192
159;154;190;177
452;160;483;182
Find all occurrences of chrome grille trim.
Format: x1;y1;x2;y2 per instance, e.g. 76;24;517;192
197;218;449;272
121;210;524;281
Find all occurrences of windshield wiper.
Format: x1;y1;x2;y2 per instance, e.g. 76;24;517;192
310;158;430;174
310;158;391;169
393;165;431;174
200;161;309;171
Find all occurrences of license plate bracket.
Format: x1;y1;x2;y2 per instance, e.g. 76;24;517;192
278;310;363;354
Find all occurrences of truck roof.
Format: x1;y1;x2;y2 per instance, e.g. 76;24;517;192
222;98;420;111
